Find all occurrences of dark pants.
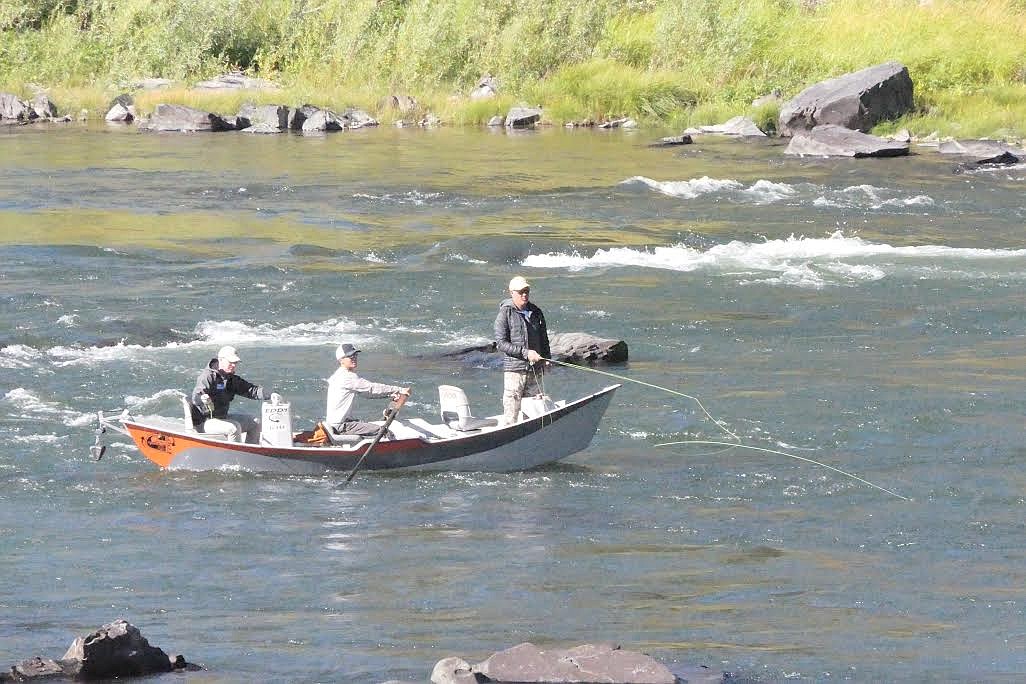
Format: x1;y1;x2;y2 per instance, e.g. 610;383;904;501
336;419;394;440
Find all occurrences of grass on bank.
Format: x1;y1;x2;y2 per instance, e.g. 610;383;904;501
2;0;1026;138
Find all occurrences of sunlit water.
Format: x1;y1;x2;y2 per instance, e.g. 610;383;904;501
2;123;1025;681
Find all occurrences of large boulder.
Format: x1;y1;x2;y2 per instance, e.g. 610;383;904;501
60;619;174;679
784;124;909;157
550;332;628;364
505;106;542;128
778;61;914;136
142;104;233;131
0;92;33;120
302;108;344;132
236;103;290;130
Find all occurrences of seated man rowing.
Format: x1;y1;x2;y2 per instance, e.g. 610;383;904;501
325;343;410;440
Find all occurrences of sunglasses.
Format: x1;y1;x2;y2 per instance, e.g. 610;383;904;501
511;288;530;295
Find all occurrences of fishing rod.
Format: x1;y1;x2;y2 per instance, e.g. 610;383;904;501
545;357;908;501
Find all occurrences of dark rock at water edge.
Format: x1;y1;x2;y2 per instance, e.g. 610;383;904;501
1;619;195;682
140;103;233;132
784;124;909;157
1;92;34;121
938;139;1024;165
778;61;914;137
649;134;693;147
237;103;290;130
431;642;732;683
505;106;542;128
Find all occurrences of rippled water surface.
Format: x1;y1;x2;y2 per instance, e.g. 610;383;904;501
2;123;1025;681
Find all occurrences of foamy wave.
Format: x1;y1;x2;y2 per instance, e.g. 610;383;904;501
622;176;799;204
622;175;742;199
3;388;95;426
194;318;375;348
0;344;45;369
624;176;933;210
523;231;1026;288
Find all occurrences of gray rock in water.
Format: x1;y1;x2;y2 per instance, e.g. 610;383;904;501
237;103;290;130
446;642;680;684
649;134;693;147
784;124;909;157
487;115;505;127
104;102;135;122
505;106;542;128
60;619;175;679
430;656;477;684
142;103;233;132
938;139;1024;165
699;116;766;137
29;94;57;119
302;108;344;132
341;107;379;129
779;61;914;137
0;92;33;120
550;332;628;364
3;656;73;680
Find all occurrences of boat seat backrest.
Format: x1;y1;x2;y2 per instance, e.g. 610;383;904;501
181;396;196;432
438;385;498;431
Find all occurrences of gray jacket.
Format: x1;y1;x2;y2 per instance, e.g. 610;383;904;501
493;299;550;372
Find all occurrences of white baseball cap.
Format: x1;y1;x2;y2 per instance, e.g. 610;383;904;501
508;275;531;292
217;345;241;363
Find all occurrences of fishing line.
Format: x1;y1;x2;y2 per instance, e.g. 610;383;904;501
545;358;738;441
546;357;907;501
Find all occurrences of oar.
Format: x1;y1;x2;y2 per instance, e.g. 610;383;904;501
341;393;408;487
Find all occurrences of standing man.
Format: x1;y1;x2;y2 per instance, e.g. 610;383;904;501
494;275;550;425
190;345;273;443
326;343;410;437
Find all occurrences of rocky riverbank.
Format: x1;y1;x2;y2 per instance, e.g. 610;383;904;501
3;62;1023;168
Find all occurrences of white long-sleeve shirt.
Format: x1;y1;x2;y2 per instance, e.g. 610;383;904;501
325;367;401;427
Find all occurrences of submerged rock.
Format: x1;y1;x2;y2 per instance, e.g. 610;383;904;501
431;642;712;684
785;124;909;157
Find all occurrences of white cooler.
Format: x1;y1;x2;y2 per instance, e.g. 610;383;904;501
260;396;294;447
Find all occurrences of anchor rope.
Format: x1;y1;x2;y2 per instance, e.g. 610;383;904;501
545;357;908;501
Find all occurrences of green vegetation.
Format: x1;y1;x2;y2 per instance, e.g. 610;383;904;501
2;0;1025;137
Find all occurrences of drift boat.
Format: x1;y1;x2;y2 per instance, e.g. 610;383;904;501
92;384;619;474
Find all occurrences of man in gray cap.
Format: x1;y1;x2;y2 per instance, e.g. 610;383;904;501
494;275;550;425
325;343;410;438
190;345;274;443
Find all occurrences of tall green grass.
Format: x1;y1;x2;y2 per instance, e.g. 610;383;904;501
1;0;1025;137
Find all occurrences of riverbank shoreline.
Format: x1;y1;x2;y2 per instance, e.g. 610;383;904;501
3;0;1025;138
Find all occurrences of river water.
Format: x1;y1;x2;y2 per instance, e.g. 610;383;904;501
2;123;1025;682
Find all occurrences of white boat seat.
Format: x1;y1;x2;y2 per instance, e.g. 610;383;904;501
438;385;499;432
180;396;234;440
